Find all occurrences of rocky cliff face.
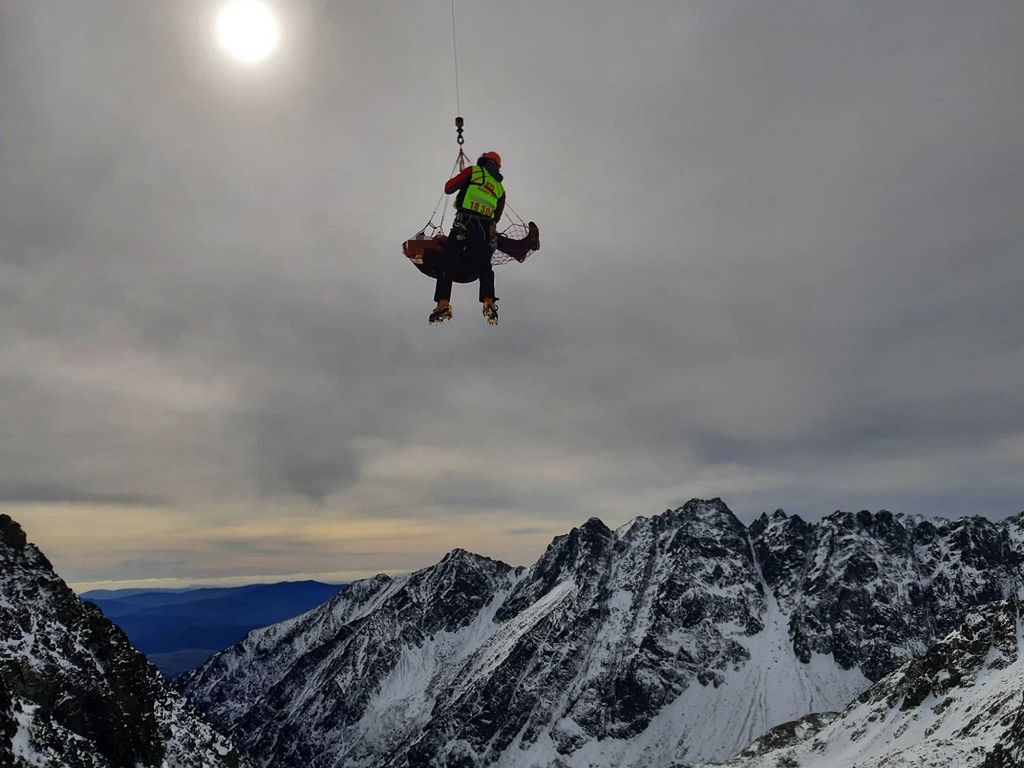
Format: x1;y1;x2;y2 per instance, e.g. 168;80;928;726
769;509;1016;681
0;514;248;768
182;500;1024;768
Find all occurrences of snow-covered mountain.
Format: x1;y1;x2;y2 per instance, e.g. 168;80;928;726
182;499;1024;768
0;514;250;767
719;599;1024;768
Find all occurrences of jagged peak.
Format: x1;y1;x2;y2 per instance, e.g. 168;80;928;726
346;572;393;595
615;515;646;537
823;507;1000;527
0;513;27;551
619;500;750;540
492;514;618;623
679;497;738;519
504;516;613;594
579;516;612;536
530;516;613;556
824;507;882;522
752;508;793;526
1003;509;1024;524
437;546;513;571
0;513;55;576
655;497;725;519
946;513;1003;529
405;548;515;593
821;507;908;533
749;508;810;541
659;498;747;538
442;546;475;561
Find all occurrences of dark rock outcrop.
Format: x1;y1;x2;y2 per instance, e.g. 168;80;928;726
0;514;248;767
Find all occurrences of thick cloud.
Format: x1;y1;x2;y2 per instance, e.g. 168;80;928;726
2;0;1023;585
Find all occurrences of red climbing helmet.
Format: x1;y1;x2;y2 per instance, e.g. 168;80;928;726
480;151;502;168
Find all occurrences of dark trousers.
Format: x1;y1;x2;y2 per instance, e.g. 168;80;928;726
433;212;496;303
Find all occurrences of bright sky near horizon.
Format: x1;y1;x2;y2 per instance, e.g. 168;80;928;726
2;1;1023;591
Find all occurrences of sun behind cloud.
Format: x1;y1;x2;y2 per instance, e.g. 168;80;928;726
215;0;280;64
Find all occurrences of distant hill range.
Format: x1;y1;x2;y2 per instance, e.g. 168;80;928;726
83;580;345;676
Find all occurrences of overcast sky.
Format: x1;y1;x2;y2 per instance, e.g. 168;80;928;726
2;0;1023;590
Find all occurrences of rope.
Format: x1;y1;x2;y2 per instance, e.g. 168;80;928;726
450;0;461;117
438;153;461;230
421;153;463;235
503;201;528;227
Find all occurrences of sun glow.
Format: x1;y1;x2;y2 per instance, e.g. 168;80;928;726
215;0;280;64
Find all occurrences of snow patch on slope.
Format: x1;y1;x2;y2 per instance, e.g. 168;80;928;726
671;592;868;762
496;592;868;768
720;604;1023;768
455;577;576;698
356;582;519;750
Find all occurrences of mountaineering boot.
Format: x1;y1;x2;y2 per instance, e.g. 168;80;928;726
429;302;453;325
482;298;498;326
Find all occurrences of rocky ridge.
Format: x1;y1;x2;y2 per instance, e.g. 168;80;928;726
182;500;1024;767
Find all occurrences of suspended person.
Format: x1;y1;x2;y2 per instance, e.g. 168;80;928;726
429;151;505;326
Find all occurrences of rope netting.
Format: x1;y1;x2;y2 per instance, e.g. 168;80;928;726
492;210;537;265
492;231;525;265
